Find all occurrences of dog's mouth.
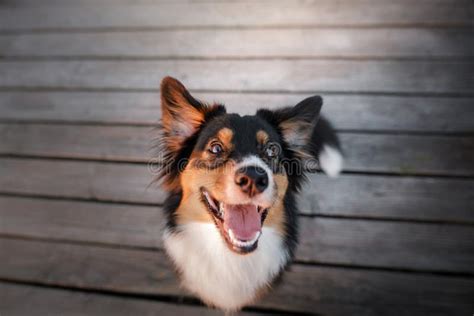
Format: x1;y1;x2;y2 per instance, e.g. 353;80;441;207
200;188;269;254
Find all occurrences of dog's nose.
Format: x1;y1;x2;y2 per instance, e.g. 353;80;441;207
235;166;269;196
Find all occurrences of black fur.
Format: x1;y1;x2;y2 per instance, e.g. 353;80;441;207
310;116;343;158
157;78;341;272
257;95;323;191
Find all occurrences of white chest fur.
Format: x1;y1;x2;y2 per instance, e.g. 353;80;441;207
163;223;289;311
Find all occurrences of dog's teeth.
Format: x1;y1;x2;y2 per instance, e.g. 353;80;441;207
228;229;236;242
227;229;261;248
218;202;224;217
203;191;217;209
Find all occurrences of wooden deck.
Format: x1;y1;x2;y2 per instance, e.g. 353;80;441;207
0;0;473;315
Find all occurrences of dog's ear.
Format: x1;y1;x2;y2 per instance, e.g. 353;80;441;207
160;76;225;150
257;96;322;155
157;77;225;191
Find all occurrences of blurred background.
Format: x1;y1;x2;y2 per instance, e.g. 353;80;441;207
0;0;473;315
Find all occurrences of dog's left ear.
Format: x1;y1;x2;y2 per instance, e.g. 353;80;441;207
257;96;322;153
160;76;225;150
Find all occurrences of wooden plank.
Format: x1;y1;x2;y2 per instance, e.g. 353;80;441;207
2;0;472;7
1;158;473;221
2;0;240;5
0;238;473;316
0;158;163;204
0;196;165;248
0;124;155;163
1;124;473;175
0;238;181;296
0;60;472;94
2;28;473;58
0;1;472;30
300;174;474;222
340;133;474;176
297;218;474;272
1;196;473;272
5;0;466;5
1;91;473;132
0;283;257;316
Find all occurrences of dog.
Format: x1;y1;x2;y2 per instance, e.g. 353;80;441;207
156;77;343;311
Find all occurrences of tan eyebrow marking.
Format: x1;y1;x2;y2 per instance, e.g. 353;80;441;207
217;127;234;148
256;130;269;144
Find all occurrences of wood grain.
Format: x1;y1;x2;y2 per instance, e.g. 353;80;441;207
0;282;255;316
0;158;163;203
0;124;156;163
1;60;472;94
0;238;473;316
1;158;473;221
1;124;473;175
1;28;473;58
340;133;474;176
300;174;474;221
1;0;472;31
1;92;473;132
0;196;165;248
1;195;473;272
297;217;474;272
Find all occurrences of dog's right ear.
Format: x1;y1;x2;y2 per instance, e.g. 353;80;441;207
160;76;225;151
157;77;225;191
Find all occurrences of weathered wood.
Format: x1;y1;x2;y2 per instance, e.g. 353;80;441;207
0;158;163;203
1;158;473;221
0;124;155;163
298;218;474;272
300;174;474;221
0;238;181;295
340;133;474;176
1;124;473;175
0;0;472;31
0;238;473;316
0;196;165;248
1;91;473;132
3;0;245;3
1;60;472;94
4;0;468;6
1;195;473;272
1;91;472;132
2;28;473;58
0;283;256;316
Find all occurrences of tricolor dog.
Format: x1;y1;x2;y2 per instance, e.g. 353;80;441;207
156;77;343;311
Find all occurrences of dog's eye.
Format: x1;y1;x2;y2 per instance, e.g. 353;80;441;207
209;143;223;155
265;143;280;158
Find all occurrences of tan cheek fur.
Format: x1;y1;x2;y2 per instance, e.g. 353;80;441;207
264;173;288;236
177;164;217;224
175;158;236;225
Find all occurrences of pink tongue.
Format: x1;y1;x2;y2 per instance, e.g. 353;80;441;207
223;204;262;241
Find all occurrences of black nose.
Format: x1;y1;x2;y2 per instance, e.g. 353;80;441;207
235;166;269;196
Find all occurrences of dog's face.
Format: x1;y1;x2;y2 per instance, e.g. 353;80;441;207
158;77;321;255
180;114;289;254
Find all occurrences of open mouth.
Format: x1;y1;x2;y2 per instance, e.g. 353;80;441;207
200;188;269;254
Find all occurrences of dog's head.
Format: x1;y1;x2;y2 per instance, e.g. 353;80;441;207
157;77;322;254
